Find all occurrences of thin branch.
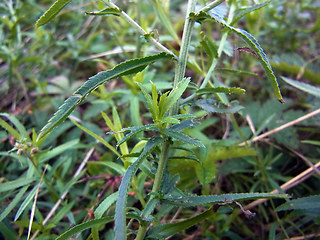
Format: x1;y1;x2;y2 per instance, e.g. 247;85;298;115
199;0;226;13
104;1;177;59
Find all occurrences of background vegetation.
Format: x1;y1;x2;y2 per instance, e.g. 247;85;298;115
1;0;319;239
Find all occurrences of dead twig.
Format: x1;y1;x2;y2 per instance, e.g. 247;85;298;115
239;108;320;146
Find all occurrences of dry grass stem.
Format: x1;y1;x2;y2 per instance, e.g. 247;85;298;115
240;108;320;146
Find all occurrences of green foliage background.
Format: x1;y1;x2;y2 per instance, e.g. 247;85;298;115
1;0;320;239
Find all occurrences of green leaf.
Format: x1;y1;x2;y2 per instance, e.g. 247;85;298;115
195;159;216;186
277;195;320;211
14;185;38;221
56;217;114;240
162;193;288;207
0;222;17;240
38;139;81;163
200;32;218;59
196;87;246;95
95;191;119;219
51;201;74;225
196;100;244;114
0;186;28;222
151;82;160;120
281;76;320;97
0;113;29;140
150;0;180;44
137;82;158;121
0;117;21;140
36;0;72;28
169;119;199;131
301;140;320;146
190;11;284;102
159;77;191;118
271;54;320;85
161;128;205;148
0;178;36;193
36;52;174;143
85;7;121;16
215;68;257;76
208;146;256;162
159;117;180;125
70;119;121;158
115;137;166;240
146;207;215;239
117;124;157;147
231;1;271;25
141;198;160;219
88;162;125;175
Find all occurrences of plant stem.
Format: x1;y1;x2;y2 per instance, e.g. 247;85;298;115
135;0;142;57
182;2;235;104
151;141;171;194
171;0;197;114
105;1;177;58
135;140;171;240
200;0;226;13
173;0;197;88
136;1;198;238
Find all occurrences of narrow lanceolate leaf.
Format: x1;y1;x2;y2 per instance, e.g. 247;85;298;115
36;53;174;143
162;193;288;207
281;76;320;97
36;0;72;28
196;99;244;114
117;124;157;147
146;207;215;239
190;11;284;103
277;195;320;211
95;191;119;219
115;137;166;240
169;119;199;131
159;77;191;118
70;119;120;157
231;1;271;25
137;83;158;121
56;217;114;240
85;7;121;16
161;128;205;148
196;87;246;95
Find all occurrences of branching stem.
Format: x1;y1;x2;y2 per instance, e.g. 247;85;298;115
105;1;177;58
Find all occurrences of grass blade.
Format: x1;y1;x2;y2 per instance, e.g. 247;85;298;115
0;186;28;222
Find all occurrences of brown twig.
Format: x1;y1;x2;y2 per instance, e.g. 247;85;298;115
239;108;320;146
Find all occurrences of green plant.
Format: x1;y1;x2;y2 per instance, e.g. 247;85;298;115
4;0;320;239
